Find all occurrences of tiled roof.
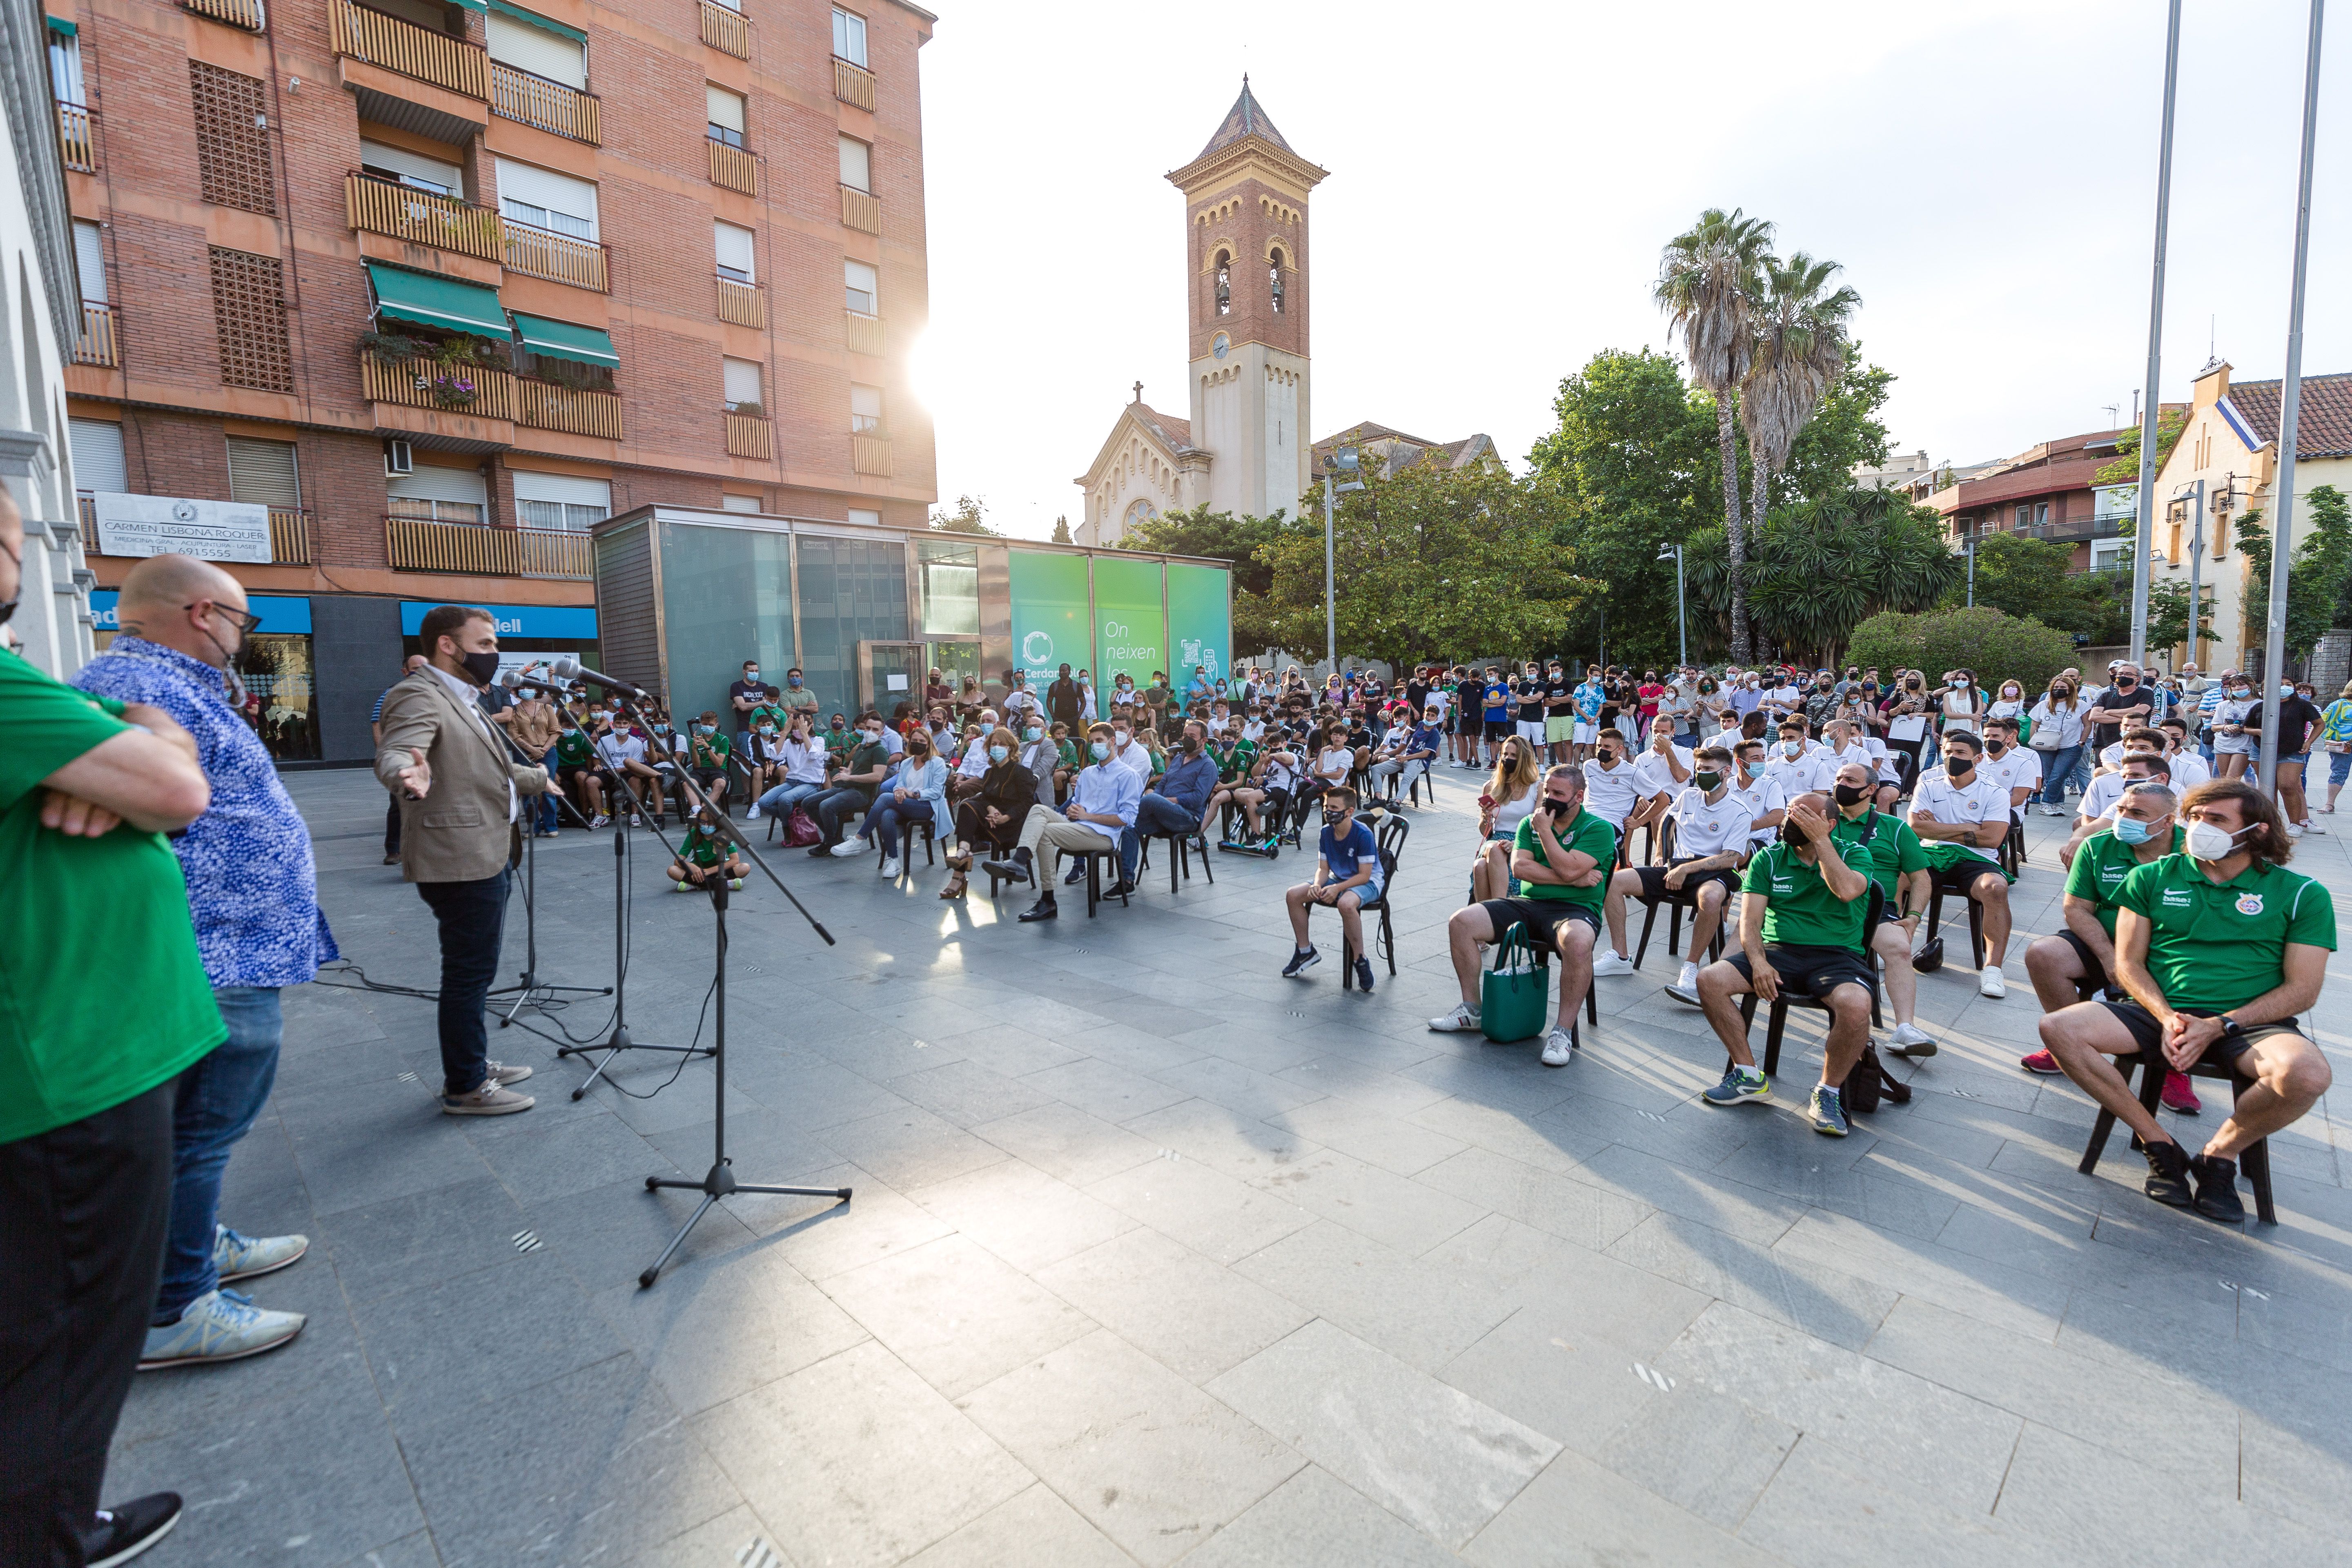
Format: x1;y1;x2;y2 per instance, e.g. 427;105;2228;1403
2223;372;2352;458
1131;402;1193;451
1196;79;1294;160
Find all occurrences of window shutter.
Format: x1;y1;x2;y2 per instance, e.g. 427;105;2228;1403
511;470;611;509
707;86;745;133
227;437;301;508
72;221;105;303
69;417;127;493
488;12;586;89
714;221;755;281
388;465;490;506
837;134;870;192
360;138;464;194
723;357;763;406
493;158;599;238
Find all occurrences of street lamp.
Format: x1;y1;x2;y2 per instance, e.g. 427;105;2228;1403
1324;444;1361;675
1655;542;1686;670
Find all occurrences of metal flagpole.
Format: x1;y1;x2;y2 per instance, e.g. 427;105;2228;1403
2258;0;2326;800
2129;0;2184;665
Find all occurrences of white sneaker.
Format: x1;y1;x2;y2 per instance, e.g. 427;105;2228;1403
1665;961;1702;1006
2302;820;2327;834
880;855;902;878
2285;822;2305;839
2042;804;2066;817
1979;966;2007;1000
630;813;642;827
1540;1026;1575;1067
828;840;866;858
745;804;762;820
590;813;608;829
1889;1022;1938;1056
1428;1001;1482;1033
1590;951;1636;978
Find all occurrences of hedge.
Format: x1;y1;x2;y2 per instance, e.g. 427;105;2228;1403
1844;606;2083;696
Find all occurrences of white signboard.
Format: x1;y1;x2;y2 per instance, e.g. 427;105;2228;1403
93;492;271;563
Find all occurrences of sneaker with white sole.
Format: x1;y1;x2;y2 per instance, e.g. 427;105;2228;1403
78;1492;182;1568
1539;1026;1575;1066
212;1226;307;1284
590;813;609;829
1887;1022;1938;1057
2284;822;2305;838
1809;1084;1851;1137
483;1059;532;1086
1979;966;2007;999
1702;1065;1771;1106
880;855;902;878
441;1082;534;1115
1665;961;1702;1006
745;803;762;820
827;840;867;858
139;1289;304;1370
1428;1000;1482;1033
728;877;744;890
1590;951;1636;978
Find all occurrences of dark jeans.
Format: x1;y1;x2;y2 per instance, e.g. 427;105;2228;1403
809;786;873;847
152;987;281;1323
867;797;935;857
0;1080;174;1566
1122;794;1202;880
416;869;509;1096
384;791;402;856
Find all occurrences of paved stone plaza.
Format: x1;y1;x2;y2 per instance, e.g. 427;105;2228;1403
105;770;2352;1567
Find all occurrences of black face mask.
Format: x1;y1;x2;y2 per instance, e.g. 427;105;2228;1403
459;649;501;686
1693;770;1723;792
1779;822;1812;847
1834;782;1870;807
1946;756;1974;778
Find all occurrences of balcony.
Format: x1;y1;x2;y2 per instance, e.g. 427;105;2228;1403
363;348;518;421
184;0;265;28
514;379;623;439
57;102;95;173
840;184;879;234
698;0;750;58
78;494;310;565
73;303;119;368
385;515;593;578
346;171;503;264
834;56;875;111
709;137;758;195
716;276;764;328
490;61;599;145
851;429;890;475
725;411;772;461
504;218;608;292
844;310;885;357
331;0;489;101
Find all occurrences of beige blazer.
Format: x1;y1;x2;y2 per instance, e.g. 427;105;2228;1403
373;668;549;884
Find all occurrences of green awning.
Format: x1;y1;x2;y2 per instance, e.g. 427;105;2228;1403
510;312;617;369
366;262;508;338
46;14;76;33
446;0;487;13
488;0;584;42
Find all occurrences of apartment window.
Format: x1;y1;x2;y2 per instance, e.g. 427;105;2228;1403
190;62;276;217
210;247;292;392
832;7;866;65
708;86;746;150
495;158;597;241
226;437;300;509
513;470;611;531
69;417;127;493
487;7;587;89
359;139;462;197
387;464;489;524
714;221;755;283
2013;503;2031;531
837;134;871;193
721;493;761;514
48;29;82;102
723;357;763;412
844;259;877;315
846;508;880;527
72;221;105;304
850;383;882;434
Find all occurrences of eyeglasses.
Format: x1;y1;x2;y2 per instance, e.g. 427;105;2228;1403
193;601;261;634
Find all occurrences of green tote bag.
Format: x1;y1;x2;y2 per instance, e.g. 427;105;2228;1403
1481;922;1549;1043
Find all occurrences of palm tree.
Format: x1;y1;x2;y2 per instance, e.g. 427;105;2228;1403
1656;209;1774;663
1740;252;1860;559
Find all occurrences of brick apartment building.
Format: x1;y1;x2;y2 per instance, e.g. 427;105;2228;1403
1931;419;2184;575
42;0;935;761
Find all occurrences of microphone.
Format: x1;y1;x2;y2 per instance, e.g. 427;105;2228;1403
499;668;525;691
550;655;648;698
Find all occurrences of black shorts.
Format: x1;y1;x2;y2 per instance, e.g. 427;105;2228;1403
1929;855;2009;895
1632;861;1738;904
1478;897;1599;950
1725;944;1874;1000
2096;1000;2305;1068
1483;719;1511;741
557;764;590;788
2056;929;2111;994
694;768;726;789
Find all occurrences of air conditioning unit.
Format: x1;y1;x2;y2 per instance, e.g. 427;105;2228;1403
384;438;413;476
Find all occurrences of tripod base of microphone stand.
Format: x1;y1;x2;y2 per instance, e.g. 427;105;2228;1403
488;971;612;1026
639;1162;851;1287
557;1022;713;1100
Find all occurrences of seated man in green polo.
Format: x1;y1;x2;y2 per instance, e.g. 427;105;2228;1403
2036;779;2335;1223
1826;760;1936;1057
1695;791;1875;1136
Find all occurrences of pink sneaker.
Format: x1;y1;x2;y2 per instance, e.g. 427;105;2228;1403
2019;1049;2061;1075
2160;1070;2202;1115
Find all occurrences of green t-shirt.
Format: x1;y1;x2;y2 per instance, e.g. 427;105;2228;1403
1214;737;1259;783
1829;810;1927;904
0;649;225;1142
692;731;732;768
837;739;889;784
1742;839;1868;950
1512;807;1617;910
1056;738;1081;771
2064;826;2183;936
554;729;592;766
747;703;786;731
2115;853;2337;1012
680;826;725;868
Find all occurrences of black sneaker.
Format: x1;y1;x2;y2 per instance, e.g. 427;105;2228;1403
81;1492;182;1567
1282;947;1321;978
2189;1154;2246;1224
1354;956;1376;992
1062;863;1088;886
1018;894;1058;923
2142;1139;2194;1208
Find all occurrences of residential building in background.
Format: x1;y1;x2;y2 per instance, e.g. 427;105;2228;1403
45;0;934;760
2;0;94;678
1927;418;2181;575
1309;421;1495;482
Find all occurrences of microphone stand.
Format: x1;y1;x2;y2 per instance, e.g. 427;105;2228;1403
634;730;844;1289
488;708;612;1022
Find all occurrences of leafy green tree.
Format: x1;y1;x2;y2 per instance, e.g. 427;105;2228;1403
1684;488;1958;665
2235;486;2352;659
1847;606;2081;696
2094;408;2187;486
1122;505;1295;652
1740;252;1859;557
928;494;995;535
1947;533;2104;636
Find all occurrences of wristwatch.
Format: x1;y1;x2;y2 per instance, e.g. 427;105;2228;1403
2218;1016;2245;1040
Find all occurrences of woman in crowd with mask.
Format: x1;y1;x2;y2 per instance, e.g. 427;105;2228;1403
1987;677;2028;728
1471;737;1543;903
1879;668;1932;779
1935;668;1986;735
2027;673;2087;816
943;726;1034;899
833;727;947;879
2320;680;2352;815
2211;675;2261;781
2243;679;2325;837
750;717;829;824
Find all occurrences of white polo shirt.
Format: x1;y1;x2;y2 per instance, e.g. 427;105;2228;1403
1978;743;2041;801
1762;749;1832;799
1668;785;1755;858
1630;744;1693;802
1866;737;1902;784
1913;765;2009;863
2098;741;2209;789
1733;774;1788;849
1581;757;1642;828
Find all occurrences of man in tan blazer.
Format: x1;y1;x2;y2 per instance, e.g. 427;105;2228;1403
374;605;550;1114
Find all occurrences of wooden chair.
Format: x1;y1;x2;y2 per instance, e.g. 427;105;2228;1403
2077;1050;2277;1225
1340;813;1409;989
1731;885;1886;1078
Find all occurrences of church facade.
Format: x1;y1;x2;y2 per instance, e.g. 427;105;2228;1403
1076;83;1327;546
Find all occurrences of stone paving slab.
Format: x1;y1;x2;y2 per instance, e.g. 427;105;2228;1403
102;769;2352;1565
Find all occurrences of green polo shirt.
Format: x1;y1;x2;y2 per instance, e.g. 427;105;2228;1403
1214;737;1258;784
2064;826;2184;936
837;739;890;785
1;649;226;1142
680;826;725;868
2115;854;2336;1012
1743;839;1868;949
1513;807;1617;910
554;729;592;767
1829;810;1927;904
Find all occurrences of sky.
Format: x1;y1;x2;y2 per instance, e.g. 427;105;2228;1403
906;0;2348;541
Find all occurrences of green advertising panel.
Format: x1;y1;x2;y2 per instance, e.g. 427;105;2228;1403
1009;548;1092;690
1167;561;1232;694
1091;556;1166;714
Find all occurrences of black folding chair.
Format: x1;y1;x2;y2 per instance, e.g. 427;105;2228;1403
1631;868;1731;971
1732;885;1886;1078
2078;1050;2278;1225
1924;867;1990;972
1137;821;1215;894
1341;813;1409;989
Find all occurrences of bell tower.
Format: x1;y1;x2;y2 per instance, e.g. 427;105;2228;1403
1169;79;1326;520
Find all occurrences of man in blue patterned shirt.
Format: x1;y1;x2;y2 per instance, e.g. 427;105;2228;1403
74;555;338;1372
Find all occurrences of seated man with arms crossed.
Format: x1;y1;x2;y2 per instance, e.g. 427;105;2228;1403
1910;728;2018;998
2036;780;2334;1222
1430;763;1617;1068
1619;721;1694;864
1826;760;1937;1056
1694;792;1875;1136
1280;787;1387;991
1599;745;1755;1003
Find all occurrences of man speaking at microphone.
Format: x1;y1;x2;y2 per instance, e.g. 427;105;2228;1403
376;606;551;1116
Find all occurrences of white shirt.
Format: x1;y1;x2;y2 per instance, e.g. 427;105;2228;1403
1762;684;1801;714
1114;737;1154;779
430;664;520;822
2098;742;2208;790
1733;775;1788;848
2027;697;2085;749
1630;744;1693;800
1581;757;1641;827
1912;766;2008;862
1820;742;1872;778
1762;751;1831;798
1865;737;1902;784
593;731;644;770
781;736;828;784
1001;688;1041;721
1668;785;1755;858
1979;744;2041;801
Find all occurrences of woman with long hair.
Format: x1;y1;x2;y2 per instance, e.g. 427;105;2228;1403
2025;674;2085;815
944;726;1033;899
1470;735;1542;903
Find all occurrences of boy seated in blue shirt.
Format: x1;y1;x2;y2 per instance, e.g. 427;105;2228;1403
1282;788;1385;989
